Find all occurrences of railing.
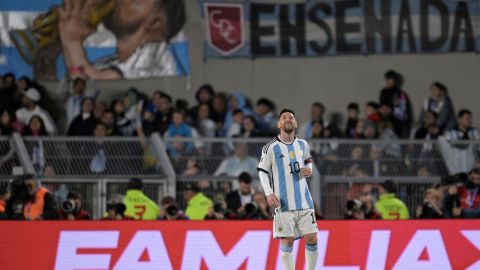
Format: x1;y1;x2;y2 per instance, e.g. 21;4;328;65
1;135;478;219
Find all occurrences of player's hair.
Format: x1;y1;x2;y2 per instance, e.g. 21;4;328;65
156;0;186;42
278;108;295;119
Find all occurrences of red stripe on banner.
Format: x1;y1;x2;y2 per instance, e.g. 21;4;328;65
0;220;479;270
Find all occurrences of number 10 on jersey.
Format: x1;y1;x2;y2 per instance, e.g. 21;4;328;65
289;161;300;174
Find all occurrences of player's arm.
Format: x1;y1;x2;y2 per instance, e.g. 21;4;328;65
257;146;279;208
300;140;313;178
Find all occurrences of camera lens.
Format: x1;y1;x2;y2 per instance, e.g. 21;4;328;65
166;205;178;216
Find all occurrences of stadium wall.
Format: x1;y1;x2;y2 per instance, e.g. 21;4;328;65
40;1;480;126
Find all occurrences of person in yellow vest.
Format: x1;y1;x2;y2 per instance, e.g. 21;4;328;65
21;174;58;220
123;178;160;220
183;182;213;220
375;180;409;220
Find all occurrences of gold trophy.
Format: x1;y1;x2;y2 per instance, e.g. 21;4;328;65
9;0;116;64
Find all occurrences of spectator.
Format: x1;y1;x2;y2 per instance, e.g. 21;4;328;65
112;98;136;136
123;178;161;220
378;103;401;137
214;142;258;177
159;196;188;220
165;110;195;159
379;70;413;138
451;168;480;218
93;100;107;120
226;109;244;139
299;102;327;138
211;93;227;135
153;91;174;135
414;111;441;139
226;172;255;215
89;122;108;173
100;109;121;136
365;101;381;123
67;98;97;136
222;92;253;136
363;120;378;139
0;73;20;112
375;180;409;220
182;158;202;176
0;107;13;135
254;97;277;136
193;103;216;138
6;174;58;220
418;82;456;132
415;188;443;219
0;181;10;220
56;77;99;128
241;115;262;138
59;192;91;220
189;84;215;122
23;115;49;136
445;109;479;142
183;182;213;220
345;103;359;138
123;87;145;133
15;88;57;135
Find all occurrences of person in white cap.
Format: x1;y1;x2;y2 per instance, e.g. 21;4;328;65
15;88;58;135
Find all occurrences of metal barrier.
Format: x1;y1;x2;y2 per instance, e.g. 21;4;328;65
0;137;20;179
42;177;167;219
1;134;479;219
163;136;322;208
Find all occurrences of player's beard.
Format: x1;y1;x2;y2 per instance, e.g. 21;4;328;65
104;7;144;38
282;123;295;134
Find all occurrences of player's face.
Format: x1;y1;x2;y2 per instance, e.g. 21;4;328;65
278;112;297;134
104;0;157;37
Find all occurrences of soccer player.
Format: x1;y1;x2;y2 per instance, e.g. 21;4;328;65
257;109;318;270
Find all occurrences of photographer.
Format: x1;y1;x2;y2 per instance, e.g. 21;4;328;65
59;192;91;220
345;199;365;219
0;181;10;220
6;174;58;220
205;200;230;220
416;188;444;219
446;168;480;218
226;172;255;216
243;192;270;220
159;196;188;220
102;202;132;220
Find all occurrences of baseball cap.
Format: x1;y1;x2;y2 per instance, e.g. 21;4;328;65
23;88;41;102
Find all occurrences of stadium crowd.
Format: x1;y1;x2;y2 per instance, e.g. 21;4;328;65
0;69;479;220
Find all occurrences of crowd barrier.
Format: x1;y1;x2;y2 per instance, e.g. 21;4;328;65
0;220;479;270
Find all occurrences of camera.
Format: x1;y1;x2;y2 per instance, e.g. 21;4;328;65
213;203;226;214
166;205;178;216
346;199;363;212
62;199;76;213
245;202;258;215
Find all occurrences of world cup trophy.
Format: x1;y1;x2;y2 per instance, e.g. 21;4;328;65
9;0;116;64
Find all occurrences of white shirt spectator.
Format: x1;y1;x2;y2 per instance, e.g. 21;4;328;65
16;105;57;135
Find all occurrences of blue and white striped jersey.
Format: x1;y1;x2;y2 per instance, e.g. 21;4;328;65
257;137;314;212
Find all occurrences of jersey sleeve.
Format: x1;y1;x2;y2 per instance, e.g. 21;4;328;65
257;145;273;174
302;139;312;163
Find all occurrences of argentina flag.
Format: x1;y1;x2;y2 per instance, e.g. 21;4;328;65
0;0;189;80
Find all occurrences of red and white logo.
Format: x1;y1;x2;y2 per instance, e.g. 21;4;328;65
205;3;244;55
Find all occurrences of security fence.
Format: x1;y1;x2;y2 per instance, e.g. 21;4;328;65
0;134;478;219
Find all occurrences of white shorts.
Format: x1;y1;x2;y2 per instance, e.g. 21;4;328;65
273;209;318;239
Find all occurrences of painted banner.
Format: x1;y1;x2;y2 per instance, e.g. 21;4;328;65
0;0;189;80
0;220;479;269
202;0;480;58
